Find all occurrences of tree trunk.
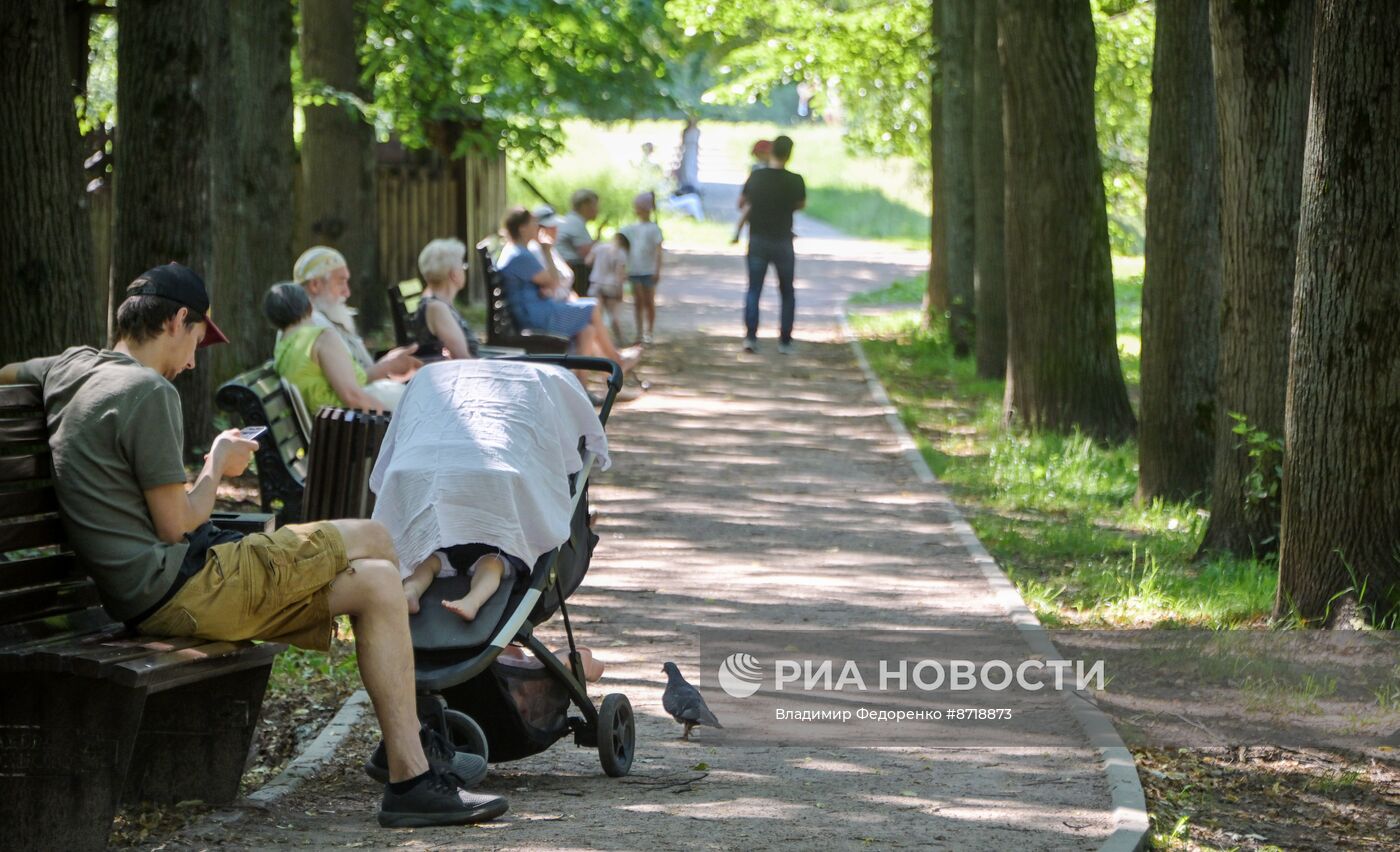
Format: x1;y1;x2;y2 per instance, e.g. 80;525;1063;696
972;0;1006;380
1198;0;1313;556
924;1;950;324
113;0;217;458
1276;0;1400;625
0;1;100;365
998;0;1136;443
1136;0;1222;504
943;0;976;358
299;0;381;333
208;0;295;382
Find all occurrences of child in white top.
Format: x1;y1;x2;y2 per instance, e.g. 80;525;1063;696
587;232;630;343
620;192;664;345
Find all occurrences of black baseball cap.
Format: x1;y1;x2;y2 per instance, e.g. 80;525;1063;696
126;263;229;348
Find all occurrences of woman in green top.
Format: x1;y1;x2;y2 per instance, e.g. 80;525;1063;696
264;282;388;412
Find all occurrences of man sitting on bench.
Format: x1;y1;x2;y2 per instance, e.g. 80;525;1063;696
0;263;507;829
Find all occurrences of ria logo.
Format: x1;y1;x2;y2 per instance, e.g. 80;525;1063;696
717;652;763;698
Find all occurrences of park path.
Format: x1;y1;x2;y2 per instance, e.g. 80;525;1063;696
167;160;1124;851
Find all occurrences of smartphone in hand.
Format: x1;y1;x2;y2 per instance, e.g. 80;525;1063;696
238;426;267;442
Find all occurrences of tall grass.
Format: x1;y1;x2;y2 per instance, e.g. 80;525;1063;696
849;267;1276;628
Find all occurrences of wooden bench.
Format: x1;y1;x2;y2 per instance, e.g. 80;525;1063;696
388;276;428;349
215;361;310;525
301;407;392;522
478;239;570;355
0;384;283;851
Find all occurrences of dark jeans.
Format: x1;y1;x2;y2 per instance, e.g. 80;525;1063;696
568;260;590;298
744;234;796;343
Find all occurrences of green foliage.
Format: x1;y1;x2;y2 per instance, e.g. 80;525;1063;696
850;267;1276;628
350;0;671;160
1093;0;1154;253
1228;412;1284;515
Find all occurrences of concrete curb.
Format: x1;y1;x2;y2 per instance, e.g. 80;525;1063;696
839;308;1150;852
248;688;373;805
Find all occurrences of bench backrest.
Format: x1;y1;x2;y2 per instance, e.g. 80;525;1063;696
0;385;116;649
301;407;393;522
478;239;522;344
388;277;427;348
214;362;310;524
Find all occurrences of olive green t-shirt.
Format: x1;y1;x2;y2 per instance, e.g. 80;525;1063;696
19;347;190;621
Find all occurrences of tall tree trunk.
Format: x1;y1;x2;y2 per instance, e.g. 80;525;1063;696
924;2;950;324
972;0;1006;380
943;0;976;358
1198;0;1313;556
1277;0;1400;624
299;0;381;333
1136;0;1222;504
113;0;216;457
998;0;1136;443
209;0;295;382
0;1;100;364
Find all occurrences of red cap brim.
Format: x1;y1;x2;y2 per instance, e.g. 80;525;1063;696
198;315;230;348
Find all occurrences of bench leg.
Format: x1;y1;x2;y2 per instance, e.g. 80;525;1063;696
0;672;146;852
123;662;273;805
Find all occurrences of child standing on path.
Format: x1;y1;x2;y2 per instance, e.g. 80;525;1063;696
587;231;630;343
621;192;664;345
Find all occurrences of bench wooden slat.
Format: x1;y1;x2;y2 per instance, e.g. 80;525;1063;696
57;636;214;678
0;515;66;551
0;385;42;408
0;551;82;591
120;640;285;691
0;414;47;442
0;578;100;625
0;485;59;521
0;606;117;658
0;452;50;484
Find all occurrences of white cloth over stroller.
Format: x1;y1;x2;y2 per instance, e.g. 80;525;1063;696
369;360;610;577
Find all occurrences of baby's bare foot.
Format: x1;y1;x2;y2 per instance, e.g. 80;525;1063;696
442;597;480;621
404;588;422;615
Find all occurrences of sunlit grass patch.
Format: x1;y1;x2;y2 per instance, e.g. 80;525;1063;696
849;266;1276;627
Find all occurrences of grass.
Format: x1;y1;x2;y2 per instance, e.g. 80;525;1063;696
509;119;928;248
848;260;1276;628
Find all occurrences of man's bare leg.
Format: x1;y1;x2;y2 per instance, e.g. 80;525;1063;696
326;519;429;783
401;553;441;614
442;555;504;621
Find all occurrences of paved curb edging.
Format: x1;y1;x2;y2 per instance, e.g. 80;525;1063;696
248;688;373;805
839;308;1150;852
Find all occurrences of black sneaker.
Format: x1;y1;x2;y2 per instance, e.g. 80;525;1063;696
365;725;488;787
378;768;508;827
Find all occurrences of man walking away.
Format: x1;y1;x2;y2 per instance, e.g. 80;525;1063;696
738;134;805;354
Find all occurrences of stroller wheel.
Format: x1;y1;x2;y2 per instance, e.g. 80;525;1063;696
597;693;635;777
444;709;490;764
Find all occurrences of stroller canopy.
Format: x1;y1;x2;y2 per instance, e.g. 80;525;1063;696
370;360;610;574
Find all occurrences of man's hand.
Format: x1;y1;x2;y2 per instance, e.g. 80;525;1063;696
538;229;556;247
377;345;422;380
207;429;259;478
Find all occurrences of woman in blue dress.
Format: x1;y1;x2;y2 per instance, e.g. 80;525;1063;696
496;207;639;372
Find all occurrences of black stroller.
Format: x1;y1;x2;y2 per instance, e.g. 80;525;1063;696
406;355;635;778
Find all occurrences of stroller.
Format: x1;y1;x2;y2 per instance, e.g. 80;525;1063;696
401;355;635;778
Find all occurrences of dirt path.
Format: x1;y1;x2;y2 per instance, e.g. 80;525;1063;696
160;177;1127;848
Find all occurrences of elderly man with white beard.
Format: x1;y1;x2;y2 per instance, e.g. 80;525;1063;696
293;246;420;410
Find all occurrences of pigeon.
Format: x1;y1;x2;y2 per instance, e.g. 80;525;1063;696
661;661;724;740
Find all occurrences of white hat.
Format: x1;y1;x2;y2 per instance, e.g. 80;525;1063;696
532;205;567;228
293;246;348;283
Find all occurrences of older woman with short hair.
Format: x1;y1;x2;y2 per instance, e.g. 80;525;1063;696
265;282;402;412
412;237;482;360
496;207;638;372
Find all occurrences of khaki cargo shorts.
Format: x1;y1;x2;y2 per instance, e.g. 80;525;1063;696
139;521;349;652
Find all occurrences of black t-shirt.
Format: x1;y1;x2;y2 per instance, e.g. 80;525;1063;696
742;167;806;241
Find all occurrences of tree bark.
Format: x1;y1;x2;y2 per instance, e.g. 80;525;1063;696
299;0;381;332
208;0;295;382
998;0;1136;443
1276;0;1400;624
1198;0;1313;556
1136;0;1222;504
0;1;100;365
924;1;950;324
943;0;976;358
113;0;217;457
972;0;1006;380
